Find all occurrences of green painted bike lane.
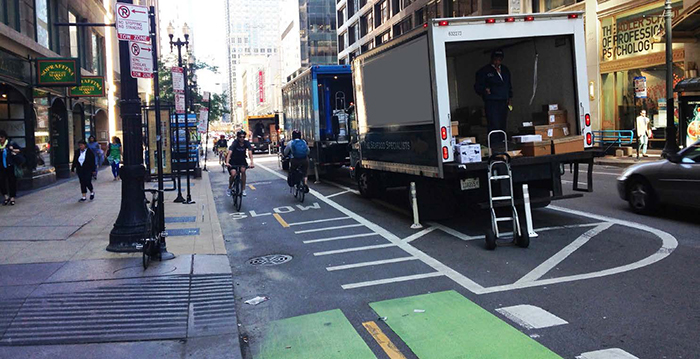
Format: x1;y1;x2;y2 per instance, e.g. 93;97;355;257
257;290;563;358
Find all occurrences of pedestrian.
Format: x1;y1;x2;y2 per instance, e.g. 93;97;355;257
72;139;96;202
87;136;103;179
107;136;122;180
0;130;21;206
474;49;513;147
635;109;652;159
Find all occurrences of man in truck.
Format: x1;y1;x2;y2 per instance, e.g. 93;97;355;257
474;49;513;147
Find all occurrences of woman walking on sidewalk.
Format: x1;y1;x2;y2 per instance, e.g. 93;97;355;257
0;130;21;206
72;140;96;202
107;136;122;180
87;136;104;179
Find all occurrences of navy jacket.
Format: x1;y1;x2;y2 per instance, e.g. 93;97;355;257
474;64;513;101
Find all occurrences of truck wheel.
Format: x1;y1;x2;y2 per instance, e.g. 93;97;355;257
485;229;497;250
517;229;530;248
357;170;379;198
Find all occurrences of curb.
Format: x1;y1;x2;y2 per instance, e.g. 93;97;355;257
595;158;664;168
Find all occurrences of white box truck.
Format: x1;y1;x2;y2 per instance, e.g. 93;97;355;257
349;13;597;217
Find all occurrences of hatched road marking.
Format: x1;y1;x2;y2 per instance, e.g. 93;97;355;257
326;257;419;271
576;348;639;359
303;232;379;244
288;217;351;226
294;223;365;234
341;272;444;290
496;305;569;330
314;243;396;256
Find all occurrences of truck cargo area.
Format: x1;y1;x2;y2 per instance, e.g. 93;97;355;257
446;35;580;146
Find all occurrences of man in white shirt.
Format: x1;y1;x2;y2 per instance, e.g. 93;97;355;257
635;110;651;158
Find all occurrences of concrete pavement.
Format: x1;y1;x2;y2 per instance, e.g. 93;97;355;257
0;166;241;359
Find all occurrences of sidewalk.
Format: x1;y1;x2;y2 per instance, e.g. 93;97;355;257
594;149;665;168
0;167;241;358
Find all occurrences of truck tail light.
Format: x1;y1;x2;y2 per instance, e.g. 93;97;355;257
505;17;515;23
438;20;449;26
585;113;591;127
423;23;428;28
485;18;496;24
568;14;579;19
524;16;535;21
586;132;592;145
441;126;447;140
442;146;449;159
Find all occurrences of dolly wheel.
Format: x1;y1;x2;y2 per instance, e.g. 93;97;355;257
485;228;497;250
517;229;530;248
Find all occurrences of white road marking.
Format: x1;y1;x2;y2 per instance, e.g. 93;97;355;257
288;216;351;226
321;179;361;195
341;272;444;290
576;348;639;359
477;206;678;294
313;243;396;256
427;222;481;241
515;223;614;284
326;257;419;271
326;190;350;198
402;227;437;243
294;223;365;234
303;232;379;244
496;305;568;330
258;163;678;295
432;222;602;241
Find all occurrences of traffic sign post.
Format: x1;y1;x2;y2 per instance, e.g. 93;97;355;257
115;3;150;42
129;42;154;79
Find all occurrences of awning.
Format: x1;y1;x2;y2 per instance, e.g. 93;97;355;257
662;1;700;42
674;77;700;93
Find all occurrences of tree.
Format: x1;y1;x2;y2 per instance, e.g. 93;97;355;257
154;55;229;121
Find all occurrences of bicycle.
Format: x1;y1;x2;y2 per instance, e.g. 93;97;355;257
140;189;166;269
218;148;228;172
289;162;306;203
229;165;244;211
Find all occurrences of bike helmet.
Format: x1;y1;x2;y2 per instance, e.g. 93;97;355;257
292;129;301;139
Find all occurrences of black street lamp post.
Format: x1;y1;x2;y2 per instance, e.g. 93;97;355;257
662;0;678;156
108;0;149;252
168;22;194;204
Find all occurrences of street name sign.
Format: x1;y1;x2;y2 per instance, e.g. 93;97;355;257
129;42;154;79
115;3;150;42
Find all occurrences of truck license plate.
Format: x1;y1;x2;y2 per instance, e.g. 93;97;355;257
460;178;480;191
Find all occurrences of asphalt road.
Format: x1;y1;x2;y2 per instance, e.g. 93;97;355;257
211;155;699;359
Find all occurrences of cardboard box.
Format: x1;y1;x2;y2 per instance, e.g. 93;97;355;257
549;104;559;111
451;121;459;136
521;141;552;157
513;134;543;143
552;136;584;154
457;136;476;144
455;143;482;164
548;110;567;124
535;123;569;139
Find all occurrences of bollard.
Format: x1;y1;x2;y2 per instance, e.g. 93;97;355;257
522;184;538;237
313;158;321;184
410;182;423;229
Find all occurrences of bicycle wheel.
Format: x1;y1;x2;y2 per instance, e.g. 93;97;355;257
233;177;242;211
298;185;305;203
142;240;152;269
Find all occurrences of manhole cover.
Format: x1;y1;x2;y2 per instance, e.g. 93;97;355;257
248;254;293;266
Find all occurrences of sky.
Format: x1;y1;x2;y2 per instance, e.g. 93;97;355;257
158;0;229;95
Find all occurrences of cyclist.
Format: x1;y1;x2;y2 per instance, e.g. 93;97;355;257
215;135;228;162
283;129;310;193
226;130;254;196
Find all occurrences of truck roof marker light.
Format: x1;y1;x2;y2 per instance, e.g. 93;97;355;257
442;146;449;159
586;132;593;145
524;16;535;21
441;126;447;140
438;20;449;26
568;14;579;19
423;23;428;28
485;18;496;24
585;113;591;127
505;17;515;23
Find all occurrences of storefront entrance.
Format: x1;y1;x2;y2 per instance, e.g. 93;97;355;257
72;103;85;159
49;98;70;178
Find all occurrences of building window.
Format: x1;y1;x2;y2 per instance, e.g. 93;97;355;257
1;0;20;31
393;17;412;37
401;0;413;10
338;31;346;51
338;7;345;27
361;11;373;37
544;0;583;12
69;12;79;57
392;0;399;16
376;30;390;46
35;0;50;48
448;0;477;17
377;1;389;26
91;32;104;75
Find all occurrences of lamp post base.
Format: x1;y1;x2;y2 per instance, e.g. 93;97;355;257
662;125;679;158
108;165;148;253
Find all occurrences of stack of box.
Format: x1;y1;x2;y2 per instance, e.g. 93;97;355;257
519;104;583;156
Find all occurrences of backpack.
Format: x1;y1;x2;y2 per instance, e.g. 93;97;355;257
290;139;308;158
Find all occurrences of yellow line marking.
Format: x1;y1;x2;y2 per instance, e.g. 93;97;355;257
362;321;407;359
248;185;256;190
273;213;289;228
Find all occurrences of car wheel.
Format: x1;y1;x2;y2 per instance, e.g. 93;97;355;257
628;178;656;214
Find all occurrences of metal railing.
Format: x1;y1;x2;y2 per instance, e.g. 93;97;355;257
592;130;634;152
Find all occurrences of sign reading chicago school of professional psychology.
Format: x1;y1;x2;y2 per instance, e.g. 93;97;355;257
601;0;683;62
36;58;80;86
69;76;105;97
115;3;150;42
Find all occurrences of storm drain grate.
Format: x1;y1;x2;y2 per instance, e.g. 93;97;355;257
247;254;293;266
